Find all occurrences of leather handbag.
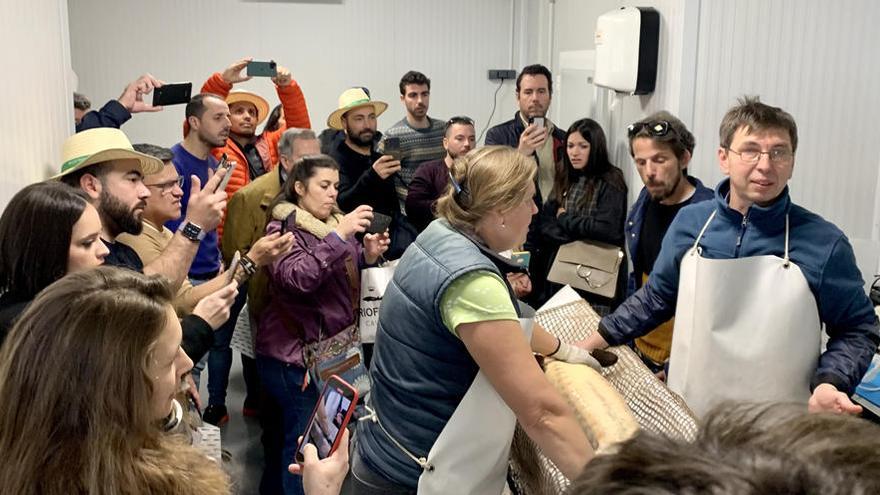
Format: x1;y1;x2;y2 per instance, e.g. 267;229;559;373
547;240;624;299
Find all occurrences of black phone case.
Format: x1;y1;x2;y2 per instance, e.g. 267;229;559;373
152;83;192;106
366;213;392;234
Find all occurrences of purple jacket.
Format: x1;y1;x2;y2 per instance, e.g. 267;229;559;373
256;215;365;367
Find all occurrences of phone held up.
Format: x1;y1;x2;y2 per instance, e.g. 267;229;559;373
226;250;241;285
152;82;192;106
215;154;237;193
247;60;278;78
281;210;296;235
379;136;402;161
296;375;358;463
528;116;545;128
366;212;392;235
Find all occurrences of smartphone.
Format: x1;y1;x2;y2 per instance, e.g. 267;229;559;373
382;137;402;161
528;116;545;128
247;60;277;77
296;375;358;462
366;212;392;234
226;251;241;285
215;155;237;193
281;210;296;234
510;250;531;269
152;82;192;106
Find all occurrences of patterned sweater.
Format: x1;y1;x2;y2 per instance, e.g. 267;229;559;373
384;116;445;211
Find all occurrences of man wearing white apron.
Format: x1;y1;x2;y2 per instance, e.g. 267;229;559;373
581;97;879;417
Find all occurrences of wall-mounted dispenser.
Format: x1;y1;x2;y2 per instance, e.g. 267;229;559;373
594;7;660;95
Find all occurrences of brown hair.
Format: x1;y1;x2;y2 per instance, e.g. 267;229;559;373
436;146;536;235
570;403;880;494
628;110;696;161
720;95;799;152
0;267;229;494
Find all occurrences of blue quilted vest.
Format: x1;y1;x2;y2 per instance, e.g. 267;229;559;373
355;219;522;487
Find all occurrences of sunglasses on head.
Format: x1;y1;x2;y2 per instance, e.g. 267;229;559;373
627;120;672;138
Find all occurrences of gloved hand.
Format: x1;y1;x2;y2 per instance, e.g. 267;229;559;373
553;342;601;370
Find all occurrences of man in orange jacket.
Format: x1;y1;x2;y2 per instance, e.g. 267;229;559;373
196;58;312;239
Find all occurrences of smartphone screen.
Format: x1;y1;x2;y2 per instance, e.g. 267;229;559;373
296;377;358;462
530;117;545;128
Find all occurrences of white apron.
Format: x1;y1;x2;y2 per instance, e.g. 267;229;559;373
415;318;533;494
667;211;821;417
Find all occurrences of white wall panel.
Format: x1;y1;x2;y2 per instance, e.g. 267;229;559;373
0;0;73;209
690;0;880;243
68;0;528;148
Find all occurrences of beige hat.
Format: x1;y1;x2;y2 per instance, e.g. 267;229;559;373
326;87;388;130
226;90;270;126
57;128;164;179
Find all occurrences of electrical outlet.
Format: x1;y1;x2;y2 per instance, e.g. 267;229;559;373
488;69;517;81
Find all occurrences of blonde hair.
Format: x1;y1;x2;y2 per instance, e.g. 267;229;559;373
436;146;536;234
0;267;229;494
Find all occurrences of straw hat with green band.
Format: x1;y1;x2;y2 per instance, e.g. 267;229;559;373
226;90;270;126
56;128;164;179
326;87;388;130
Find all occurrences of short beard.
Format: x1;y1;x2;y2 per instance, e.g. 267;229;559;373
650;171;683;202
99;189;143;237
198;129;226;148
348;130;375;148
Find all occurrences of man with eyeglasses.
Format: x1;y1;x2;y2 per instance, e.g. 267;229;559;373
118;144;293;314
405;116;476;232
624;111;713;379
581;97;879;418
384;71;446;212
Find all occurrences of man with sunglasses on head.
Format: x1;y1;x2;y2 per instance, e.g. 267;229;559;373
581;97;879;418
624;112;713;379
405;116;476;232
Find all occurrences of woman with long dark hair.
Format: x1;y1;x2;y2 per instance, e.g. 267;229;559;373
0;182;108;340
532;118;627;312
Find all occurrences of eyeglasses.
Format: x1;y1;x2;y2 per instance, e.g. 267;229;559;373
627;120;672;138
726;148;794;164
145;176;184;194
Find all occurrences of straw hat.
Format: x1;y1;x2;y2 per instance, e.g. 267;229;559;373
56;128;163;178
326;87;388;130
226;90;270;126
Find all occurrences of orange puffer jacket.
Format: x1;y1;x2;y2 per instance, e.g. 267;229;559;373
200;73;312;239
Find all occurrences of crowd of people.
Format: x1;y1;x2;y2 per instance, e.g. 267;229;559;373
0;58;879;495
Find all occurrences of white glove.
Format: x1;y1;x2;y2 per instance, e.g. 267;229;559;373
552;341;601;371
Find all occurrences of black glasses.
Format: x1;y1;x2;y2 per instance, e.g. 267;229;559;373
145;176;184;194
627;120;672;138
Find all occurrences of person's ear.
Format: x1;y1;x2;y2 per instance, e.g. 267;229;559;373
680;150;692;169
442;136;449;151
400;94;405;104
79;172;102;201
187;115;200;132
717;147;730;176
293;180;306;197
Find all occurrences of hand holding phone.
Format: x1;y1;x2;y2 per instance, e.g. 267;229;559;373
296;375;358;463
529;116;545;128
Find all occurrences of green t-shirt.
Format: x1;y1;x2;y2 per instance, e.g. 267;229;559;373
440;270;518;338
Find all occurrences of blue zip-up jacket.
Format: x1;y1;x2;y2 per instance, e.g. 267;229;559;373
625;175;714;296
600;178;880;394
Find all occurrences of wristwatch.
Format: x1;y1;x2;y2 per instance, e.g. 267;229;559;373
178;221;206;242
